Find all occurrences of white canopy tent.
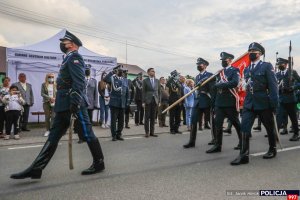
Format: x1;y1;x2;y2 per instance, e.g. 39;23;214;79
6;29;117;122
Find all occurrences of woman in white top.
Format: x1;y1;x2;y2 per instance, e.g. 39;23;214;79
41;73;57;137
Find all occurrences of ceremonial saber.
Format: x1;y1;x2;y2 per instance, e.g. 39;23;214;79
162;69;223;114
68;114;76;170
272;113;283;150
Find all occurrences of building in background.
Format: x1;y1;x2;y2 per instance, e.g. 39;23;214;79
118;63;147;80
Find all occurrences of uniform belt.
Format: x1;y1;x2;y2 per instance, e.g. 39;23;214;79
57;85;71;90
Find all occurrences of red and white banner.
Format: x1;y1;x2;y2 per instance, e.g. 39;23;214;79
231;52;251;110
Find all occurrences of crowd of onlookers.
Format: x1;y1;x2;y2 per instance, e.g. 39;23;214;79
0;67;214;141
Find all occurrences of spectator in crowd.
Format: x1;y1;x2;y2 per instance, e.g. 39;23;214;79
98;72;110;128
0;77;10;138
2;85;25;140
132;72;144;126
123;69;134;129
142;68;160;137
158;77;169;127
13;73;34;132
179;75;187;125
184;79;195;131
41;73;56;137
85;65;98;123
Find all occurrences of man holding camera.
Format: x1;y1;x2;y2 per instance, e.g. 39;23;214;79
132;72;144;126
123;69;134;129
166;70;182;134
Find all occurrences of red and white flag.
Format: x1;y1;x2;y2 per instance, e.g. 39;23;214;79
231;52;251;110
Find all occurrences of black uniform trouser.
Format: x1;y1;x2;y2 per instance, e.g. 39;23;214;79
169;104;181;132
214;107;241;146
5;110;20;135
110;106;124;138
181;104;186;124
49;108;97;143
20;105;30;129
135;100;144;124
277;102;299;134
144;98;157;134
125;106;131;125
75;109;94;141
87;109;94;124
199;107;211;127
0;106;6;133
241;108;276;148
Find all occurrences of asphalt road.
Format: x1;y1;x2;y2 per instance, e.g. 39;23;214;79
0;128;299;200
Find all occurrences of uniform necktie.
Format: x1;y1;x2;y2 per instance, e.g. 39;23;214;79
251;64;255;71
281;71;284;76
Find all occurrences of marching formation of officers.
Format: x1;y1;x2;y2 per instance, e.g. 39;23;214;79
8;30;300;182
97;41;300;166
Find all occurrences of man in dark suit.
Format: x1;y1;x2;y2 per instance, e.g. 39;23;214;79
206;52;241;154
276;57;300;141
132;72;144;126
142;68;160;137
13;73;34;131
11;30;105;179
231;42;279;165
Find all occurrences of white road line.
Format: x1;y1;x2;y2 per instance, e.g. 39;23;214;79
8;143;62;150
251;145;300;157
124;136;144;140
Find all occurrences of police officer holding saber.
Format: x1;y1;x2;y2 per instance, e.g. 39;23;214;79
10;30;105;179
231;42;279;165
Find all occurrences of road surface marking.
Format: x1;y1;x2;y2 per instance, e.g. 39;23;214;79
8;143;62;150
251;145;300;157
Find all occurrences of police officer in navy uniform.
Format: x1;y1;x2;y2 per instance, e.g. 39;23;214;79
231;42;279;165
206;52;242;153
11;31;105;179
183;58;214;148
276;57;300;141
104;65;129;141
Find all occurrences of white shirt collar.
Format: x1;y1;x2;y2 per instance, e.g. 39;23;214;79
224;66;231;70
251;60;261;68
280;69;288;75
199;70;206;75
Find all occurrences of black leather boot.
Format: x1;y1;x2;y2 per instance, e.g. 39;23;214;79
289;134;300;141
82;138;105;175
262;147;277;159
204;122;211;129
183;125;197;148
231;133;249;165
206;129;222;153
234;130;242;150
10;141;58;179
280;127;288;135
263;130;277;159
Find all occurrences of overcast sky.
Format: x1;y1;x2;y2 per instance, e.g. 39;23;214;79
1;0;300;77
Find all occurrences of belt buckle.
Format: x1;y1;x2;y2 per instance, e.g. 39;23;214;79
250;87;253;94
